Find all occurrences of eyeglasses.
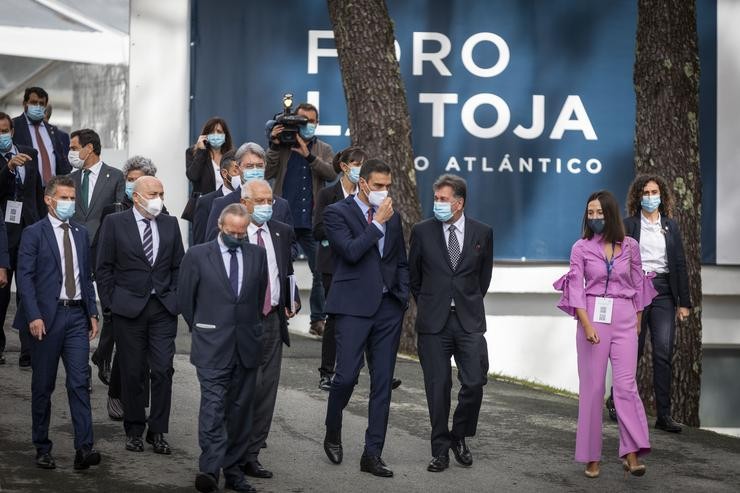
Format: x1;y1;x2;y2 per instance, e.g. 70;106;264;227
242;162;265;169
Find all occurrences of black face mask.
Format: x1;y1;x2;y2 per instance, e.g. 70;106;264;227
588;218;605;234
221;232;246;249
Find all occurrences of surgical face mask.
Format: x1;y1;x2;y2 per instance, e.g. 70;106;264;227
54;199;75;221
68;150;85;169
0;133;12;152
138;194;163;217
26;104;45;122
641;195;661;213
252;204;273;224
242;167;265;182
207;133;225;149
221;232;246;250
367;189;388;208
299;123;317;140
229;174;242;190
433;201;453;222
588;218;605;235
348;166;361;184
125;181;135;200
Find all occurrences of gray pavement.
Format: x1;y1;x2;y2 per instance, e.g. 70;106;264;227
1;312;740;492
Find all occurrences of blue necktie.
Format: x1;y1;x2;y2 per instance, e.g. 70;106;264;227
142;219;154;265
229;248;239;296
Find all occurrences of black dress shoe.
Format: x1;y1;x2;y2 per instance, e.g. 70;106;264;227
451;438;473;467
35;452;56;469
19;354;31;369
655;416;683;433
146;431;172;454
195;472;219;493
224;477;257;493
125;435;144;452
91;353;111;386
360;454;393;477
74;447;101;470
323;430;343;464
391;377;402;390
319;374;332;391
243;460;273;478
427;454;449;472
605;395;618;422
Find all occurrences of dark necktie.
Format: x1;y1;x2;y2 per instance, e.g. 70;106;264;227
448;224;461;270
142;219;154;265
367;207;374;224
60;223;76;299
256;228;272;315
81;169;91;208
228;248;239;296
32;123;52;185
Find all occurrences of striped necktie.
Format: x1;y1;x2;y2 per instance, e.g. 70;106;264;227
142;219;154;265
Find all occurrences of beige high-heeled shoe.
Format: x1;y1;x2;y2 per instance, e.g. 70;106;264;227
584;462;600;478
622;459;646;477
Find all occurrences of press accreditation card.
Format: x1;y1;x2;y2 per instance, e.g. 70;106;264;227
593;297;613;324
4;200;22;224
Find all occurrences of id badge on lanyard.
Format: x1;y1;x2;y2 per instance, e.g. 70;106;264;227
593;242;615;324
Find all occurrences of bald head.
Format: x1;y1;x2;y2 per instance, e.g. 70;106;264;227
132;176;164;217
133;175;162;195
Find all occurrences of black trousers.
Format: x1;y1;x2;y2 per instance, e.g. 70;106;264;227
319;273;336;376
637;275;676;418
417;309;489;457
92;309;115;364
114;297;177;437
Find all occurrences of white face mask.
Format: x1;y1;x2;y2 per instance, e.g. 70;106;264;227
230;175;241;191
140;196;163;217
68;150;85;169
367;190;388;207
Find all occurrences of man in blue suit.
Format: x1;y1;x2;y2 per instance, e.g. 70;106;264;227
16;175;101;471
204;142;292;243
322;159;409;478
178;203;268;493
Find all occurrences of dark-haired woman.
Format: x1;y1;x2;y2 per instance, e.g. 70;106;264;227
606;175;691;432
182;117;234;220
554;190;655;478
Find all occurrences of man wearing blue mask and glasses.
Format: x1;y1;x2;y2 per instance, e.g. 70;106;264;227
267;103;335;338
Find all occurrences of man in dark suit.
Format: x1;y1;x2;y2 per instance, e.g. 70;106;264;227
239;180;300;480
192;150;240;245
16;175;101;470
409;174;493;473
96;176;184;455
11;87;71;186
322;159;409;478
178;203;267;493
0;111;44;366
204;142;292;243
68;129;125;243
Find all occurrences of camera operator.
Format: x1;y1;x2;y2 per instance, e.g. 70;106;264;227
266;102;335;336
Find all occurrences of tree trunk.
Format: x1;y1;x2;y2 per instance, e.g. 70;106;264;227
634;0;702;426
328;0;422;355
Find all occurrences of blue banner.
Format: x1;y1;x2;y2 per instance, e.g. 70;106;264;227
190;0;716;261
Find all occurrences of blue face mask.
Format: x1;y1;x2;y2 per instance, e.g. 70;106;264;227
299;123;317;140
242;168;265;182
54;199;76;221
0;133;12;152
125;181;135;200
588;218;605;234
252;204;273;224
26;104;45;122
207;133;226;149
348;166;361;184
433;201;454;222
641;195;661;213
220;232;246;250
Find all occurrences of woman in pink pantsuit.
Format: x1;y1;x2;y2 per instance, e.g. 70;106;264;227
554;190;656;479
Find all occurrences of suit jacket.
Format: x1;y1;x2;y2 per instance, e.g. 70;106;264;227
262;219;301;346
265;138;336;205
11;115;71;176
624;214;692;308
96;208;184;318
313;180;345;275
323;196;409;317
178;239;267;370
15;218;97;330
409;216;494;334
204;188;293;242
0;145;46;259
192;186;227;245
70;162;125;243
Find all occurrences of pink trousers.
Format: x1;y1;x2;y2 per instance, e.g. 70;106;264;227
575;296;650;462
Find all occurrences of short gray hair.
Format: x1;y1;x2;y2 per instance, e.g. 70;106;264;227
218;203;250;227
235;142;265;164
122;155;157;178
433;173;467;203
241;179;271;200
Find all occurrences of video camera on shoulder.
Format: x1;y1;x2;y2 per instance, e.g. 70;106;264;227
272;93;308;147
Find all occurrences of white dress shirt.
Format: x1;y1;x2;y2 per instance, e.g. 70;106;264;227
212;158;223;190
353;195;385;255
218;235;243;295
48;214;82;300
81;160;103;206
443;213;466;248
25;116;57;180
640;213;668;273
341;181;356;199
248;222;280;307
133;206;160;264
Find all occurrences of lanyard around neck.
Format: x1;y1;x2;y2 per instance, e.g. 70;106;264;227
603;241;616;296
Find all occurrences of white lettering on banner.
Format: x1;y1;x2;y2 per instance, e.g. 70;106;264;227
513;95;546;139
413;32;452;76
414;155;603;175
419;93;458;137
308;30;337;74
461;32;510;77
461;93;511;138
550;95;598;140
414;156;430;171
307;91;342;137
